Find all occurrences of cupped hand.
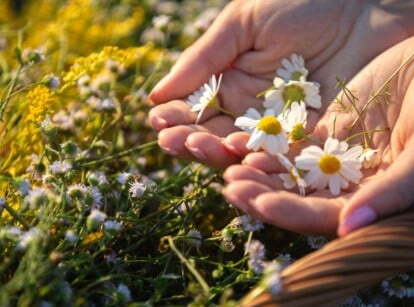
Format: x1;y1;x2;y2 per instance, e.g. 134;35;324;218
223;37;414;237
148;0;413;168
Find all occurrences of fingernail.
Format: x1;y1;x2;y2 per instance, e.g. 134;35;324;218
338;206;377;237
185;143;206;161
151;116;168;131
162;147;178;156
222;141;241;158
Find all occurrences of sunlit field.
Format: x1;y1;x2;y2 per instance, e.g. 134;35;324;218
0;1;413;306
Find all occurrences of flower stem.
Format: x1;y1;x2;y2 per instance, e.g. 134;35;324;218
2;202;30;230
167;236;210;296
344;128;389;143
77;140;158;167
303;134;324;145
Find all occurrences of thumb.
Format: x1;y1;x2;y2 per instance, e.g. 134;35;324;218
337;141;414;237
148;1;252;105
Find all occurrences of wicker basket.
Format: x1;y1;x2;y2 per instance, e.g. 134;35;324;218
240;210;414;307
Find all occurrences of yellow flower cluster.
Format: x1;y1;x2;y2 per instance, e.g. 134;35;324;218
25;85;54;125
62;44;155;86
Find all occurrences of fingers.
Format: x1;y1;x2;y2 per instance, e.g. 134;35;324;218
223;164;284;190
157;116;243;168
148;100;197;131
223;180;343;235
337;71;414;236
338;139;414;236
148;1;251;105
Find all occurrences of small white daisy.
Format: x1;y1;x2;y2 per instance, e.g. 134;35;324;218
235;108;289;155
16;227;40;251
104;220;122;233
239;215;264;232
129;180;146;198
277;53;308;81
49;160;72;175
261;261;283;296
295;137;363;196
282;101;308;142
276;153;307;196
152;14;171;31
186;229;202;247
116;283;132;302
264;77;321;114
187;73;223;124
359;147;381;169
307;235;329;249
87;209;107;230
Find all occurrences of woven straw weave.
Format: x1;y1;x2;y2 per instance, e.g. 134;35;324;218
241;210;414;307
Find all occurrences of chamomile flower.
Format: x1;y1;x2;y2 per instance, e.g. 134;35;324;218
187;73;223;124
235;108;289;155
282;101;307;142
277;53;308;81
276;153;306;196
295;137;363;196
359;147;381;169
264;77;321;114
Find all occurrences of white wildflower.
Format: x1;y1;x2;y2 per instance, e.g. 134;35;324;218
382;274;414;299
117;172;133;185
235;108;289;155
65;230;79;243
295;137;363;196
152;14;171;31
240;215;264;232
245;240;266;262
282;101;308;142
129;180;146;198
24;187;49;209
264;77;321;114
16;227;40;251
277;53;308;81
16;178;31;196
49;160;72;175
261;261;283;296
87;209;107;230
359;148;381;169
307;235;329;249
105;59;126;76
116;283;132;302
187;74;222;124
276;153;307;196
104;220;122;233
187;229;202;247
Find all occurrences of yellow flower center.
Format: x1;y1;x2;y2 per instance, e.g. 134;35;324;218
257;116;282;135
318;154;341;174
282;84;306;104
291;71;303;81
290;123;306;141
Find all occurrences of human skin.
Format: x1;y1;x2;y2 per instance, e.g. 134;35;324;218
223;38;414;236
148;0;414;169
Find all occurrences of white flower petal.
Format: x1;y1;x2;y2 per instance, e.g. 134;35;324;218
329;175;341;196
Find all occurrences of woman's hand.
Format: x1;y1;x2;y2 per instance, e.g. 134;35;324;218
223;37;414;236
148;0;413;168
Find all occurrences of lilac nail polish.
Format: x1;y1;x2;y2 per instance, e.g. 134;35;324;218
338;206;377;236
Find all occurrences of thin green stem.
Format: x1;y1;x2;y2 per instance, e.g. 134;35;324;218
303;134;324;146
167;236;210;296
2;202;30;230
344;128;389;143
349;53;414;131
77;140;158;167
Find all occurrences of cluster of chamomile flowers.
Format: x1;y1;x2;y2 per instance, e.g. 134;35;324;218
187;54;381;196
